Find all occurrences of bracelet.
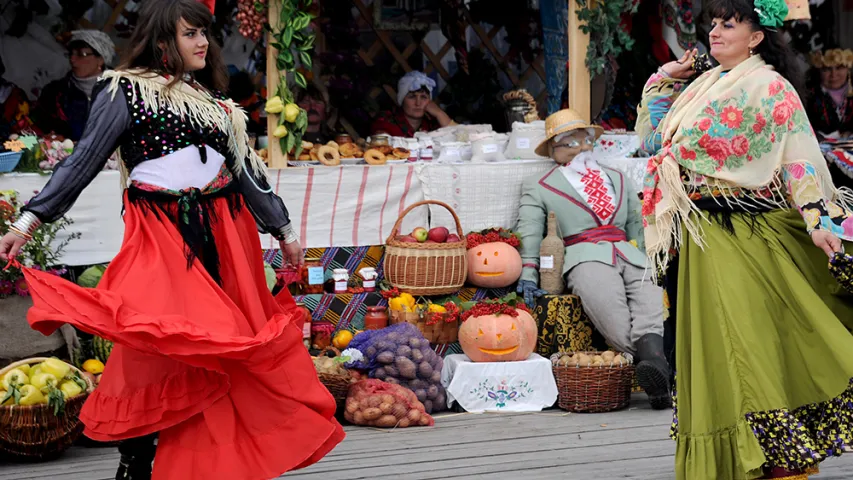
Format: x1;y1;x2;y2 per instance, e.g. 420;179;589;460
657;67;672;78
11;211;41;238
275;223;299;245
8;226;32;241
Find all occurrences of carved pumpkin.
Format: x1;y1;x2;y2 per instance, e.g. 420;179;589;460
466;242;522;288
459;309;538;362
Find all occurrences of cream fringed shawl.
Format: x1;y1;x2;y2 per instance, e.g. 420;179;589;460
100;69;269;188
642;55;851;275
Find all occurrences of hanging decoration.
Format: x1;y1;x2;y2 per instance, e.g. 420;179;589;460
575;0;639;77
263;0;317;158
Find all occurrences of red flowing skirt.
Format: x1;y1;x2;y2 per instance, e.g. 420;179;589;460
23;192;345;479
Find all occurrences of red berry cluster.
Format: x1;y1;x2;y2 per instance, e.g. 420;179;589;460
347;287;366;294
466;228;521;250
426;301;462;326
461;302;521;322
379;287;401;300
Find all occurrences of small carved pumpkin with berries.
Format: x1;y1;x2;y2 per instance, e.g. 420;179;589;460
465;228;523;288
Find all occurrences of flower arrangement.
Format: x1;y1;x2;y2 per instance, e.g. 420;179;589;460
0;190;79;298
465;227;521;249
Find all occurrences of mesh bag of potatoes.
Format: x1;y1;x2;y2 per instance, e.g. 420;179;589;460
344;379;435;428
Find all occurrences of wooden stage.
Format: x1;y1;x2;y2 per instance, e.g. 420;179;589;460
2;393;852;479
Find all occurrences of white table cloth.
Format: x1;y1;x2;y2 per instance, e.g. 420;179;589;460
440;353;558;413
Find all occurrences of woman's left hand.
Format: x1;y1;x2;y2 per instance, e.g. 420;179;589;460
280;239;305;267
811;230;843;257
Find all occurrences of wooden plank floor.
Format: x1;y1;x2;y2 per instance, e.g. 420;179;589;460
2;393;853;479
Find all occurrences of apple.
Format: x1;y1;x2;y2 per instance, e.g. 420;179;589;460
427;227;449;243
397;235;418;243
411;227;429;243
447;234;461;243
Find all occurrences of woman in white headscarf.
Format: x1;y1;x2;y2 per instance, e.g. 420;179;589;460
34;30;115;141
371;70;454;137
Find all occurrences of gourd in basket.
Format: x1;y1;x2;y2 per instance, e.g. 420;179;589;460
384;200;467;296
0;357;95;460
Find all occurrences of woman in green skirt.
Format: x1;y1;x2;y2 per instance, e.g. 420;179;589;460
637;0;853;478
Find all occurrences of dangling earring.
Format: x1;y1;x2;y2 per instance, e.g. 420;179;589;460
161;51;169;70
749;48;754;56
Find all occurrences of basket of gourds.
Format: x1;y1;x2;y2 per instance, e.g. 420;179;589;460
312;347;354;414
0;357;95;460
551;351;634;413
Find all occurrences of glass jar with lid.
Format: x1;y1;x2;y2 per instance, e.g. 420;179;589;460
301;258;325;294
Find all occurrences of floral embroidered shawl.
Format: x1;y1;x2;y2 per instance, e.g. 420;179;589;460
642;55;846;274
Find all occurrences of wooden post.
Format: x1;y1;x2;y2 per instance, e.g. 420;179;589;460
567;0;591;122
266;0;287;169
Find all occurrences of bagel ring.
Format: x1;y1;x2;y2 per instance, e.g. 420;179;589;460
363;148;387;166
339;142;361;158
392;148;410;159
301;140;314;150
317;145;341;166
326;141;339;150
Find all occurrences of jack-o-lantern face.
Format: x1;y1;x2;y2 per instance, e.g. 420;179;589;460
459;310;538;362
466;242;522;288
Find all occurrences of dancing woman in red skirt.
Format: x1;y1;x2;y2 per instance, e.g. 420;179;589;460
0;1;345;478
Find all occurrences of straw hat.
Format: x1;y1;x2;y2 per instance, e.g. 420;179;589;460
534;109;604;157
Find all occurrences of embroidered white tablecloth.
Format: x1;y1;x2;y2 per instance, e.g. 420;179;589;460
440;353;558;413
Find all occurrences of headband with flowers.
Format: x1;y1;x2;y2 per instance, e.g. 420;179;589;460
810;49;853;69
753;0;788;30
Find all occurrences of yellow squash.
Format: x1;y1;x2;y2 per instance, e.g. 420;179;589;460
18;385;46;406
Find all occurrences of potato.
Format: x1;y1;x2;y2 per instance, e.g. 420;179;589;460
344;411;353;422
433;356;443;371
375;341;393;352
396;345;412;358
434;392;446;409
346;399;360;414
376;351;395;365
601;351;616;361
379;402;394;414
384;365;399;377
373;367;387;379
593;355;604;364
409;338;422;349
409;379;427;390
398;418;411;428
365;396;382;408
418;361;434;379
423;400;434;413
396;357;418;380
419;415;431;426
362;407;382;421
366;346;377;357
407;409;421;423
353;411;365;424
411;349;424;363
391;403;408;418
430;371;441;383
385;377;400;385
385;333;401;344
376;415;399;428
558;355;571;366
426;384;439;400
381;394;396;404
567;357;579;367
415;389;427;403
612;354;626;366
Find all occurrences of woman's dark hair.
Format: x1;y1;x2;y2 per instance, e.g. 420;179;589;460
295;84;326;105
119;0;228;92
705;0;803;93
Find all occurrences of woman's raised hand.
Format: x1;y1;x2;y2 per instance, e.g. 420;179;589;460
0;232;28;262
661;48;699;80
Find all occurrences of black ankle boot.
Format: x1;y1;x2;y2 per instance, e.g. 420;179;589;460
115;434;157;480
635;334;672;410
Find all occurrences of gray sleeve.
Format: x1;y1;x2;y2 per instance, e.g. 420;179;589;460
22;81;130;223
231;159;292;239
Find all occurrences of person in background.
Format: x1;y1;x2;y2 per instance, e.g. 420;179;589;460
34;30;114;141
0;56;36;139
806;48;853;137
227;70;265;137
296;84;333;145
371;70;454;137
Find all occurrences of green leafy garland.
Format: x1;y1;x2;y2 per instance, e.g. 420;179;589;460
575;0;638;77
266;0;317;158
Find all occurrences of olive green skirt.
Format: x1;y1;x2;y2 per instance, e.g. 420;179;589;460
672;208;853;480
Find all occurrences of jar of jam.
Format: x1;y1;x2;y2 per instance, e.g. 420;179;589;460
335;133;353;145
311;321;334;350
301;258;325;294
296;303;312;347
364;306;389;330
359;267;378;292
333;268;349;293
